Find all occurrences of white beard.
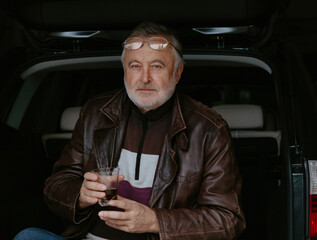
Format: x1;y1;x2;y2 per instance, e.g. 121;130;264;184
125;78;177;113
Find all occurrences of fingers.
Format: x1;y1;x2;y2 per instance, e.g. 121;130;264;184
118;175;125;182
78;192;98;209
107;195;130;209
98;197;158;233
84;172;99;181
78;172;125;209
78;173;106;209
98;196;132;221
84;179;107;192
82;183;106;198
98;209;134;233
105;221;126;229
99;210;128;221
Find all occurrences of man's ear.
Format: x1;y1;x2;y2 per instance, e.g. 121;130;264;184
175;62;184;84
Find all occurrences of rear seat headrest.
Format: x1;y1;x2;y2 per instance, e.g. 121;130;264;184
60;105;263;131
213;104;263;129
60;107;81;131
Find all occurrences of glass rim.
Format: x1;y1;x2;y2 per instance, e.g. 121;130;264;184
91;167;120;173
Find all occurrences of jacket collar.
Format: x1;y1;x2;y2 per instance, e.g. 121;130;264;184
169;92;188;151
99;89;129;125
99;88;188;150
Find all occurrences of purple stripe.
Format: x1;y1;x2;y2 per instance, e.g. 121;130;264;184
118;180;152;206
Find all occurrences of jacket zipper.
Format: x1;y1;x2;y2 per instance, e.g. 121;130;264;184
110;125;119;168
135;114;148;180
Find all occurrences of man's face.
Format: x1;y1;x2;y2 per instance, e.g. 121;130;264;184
123;36;183;113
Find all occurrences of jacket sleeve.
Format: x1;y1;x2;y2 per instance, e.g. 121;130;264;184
43;105;94;225
154;124;245;240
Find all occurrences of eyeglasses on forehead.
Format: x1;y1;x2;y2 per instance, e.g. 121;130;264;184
123;37;179;53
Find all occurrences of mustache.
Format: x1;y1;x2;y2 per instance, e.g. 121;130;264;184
134;83;158;91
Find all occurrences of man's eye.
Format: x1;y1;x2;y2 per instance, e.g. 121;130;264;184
152;65;162;69
130;65;140;69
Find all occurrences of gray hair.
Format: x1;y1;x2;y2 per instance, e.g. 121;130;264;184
121;22;184;69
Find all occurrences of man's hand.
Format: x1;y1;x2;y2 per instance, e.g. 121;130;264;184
78;172;124;209
98;195;159;233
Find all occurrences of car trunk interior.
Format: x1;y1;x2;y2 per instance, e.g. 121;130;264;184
6;0;316;238
2;55;286;239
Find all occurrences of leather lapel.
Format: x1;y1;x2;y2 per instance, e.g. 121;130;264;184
149;93;188;207
149;135;177;208
93;126;117;168
94;89;130;168
93;118;128;168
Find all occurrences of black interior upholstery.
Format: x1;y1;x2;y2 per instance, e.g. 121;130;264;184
4;0;280;30
44;138;71;161
233;137;282;239
0;123;64;239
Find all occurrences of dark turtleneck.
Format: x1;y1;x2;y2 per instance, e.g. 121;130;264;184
129;94;175;180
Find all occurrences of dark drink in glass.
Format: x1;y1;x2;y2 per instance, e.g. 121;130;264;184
91;167;120;207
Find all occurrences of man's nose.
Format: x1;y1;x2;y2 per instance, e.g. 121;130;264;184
142;67;152;83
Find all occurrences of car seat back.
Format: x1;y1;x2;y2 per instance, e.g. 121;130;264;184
213;104;281;239
42;107;80;161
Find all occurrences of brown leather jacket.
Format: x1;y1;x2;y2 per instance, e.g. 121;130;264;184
44;89;245;240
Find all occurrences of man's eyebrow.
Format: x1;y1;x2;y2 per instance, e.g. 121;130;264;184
150;60;166;67
128;60;141;66
128;59;167;67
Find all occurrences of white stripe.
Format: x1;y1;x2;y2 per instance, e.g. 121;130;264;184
118;149;158;188
84;232;109;240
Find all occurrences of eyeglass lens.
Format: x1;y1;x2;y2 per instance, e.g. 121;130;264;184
124;37;169;50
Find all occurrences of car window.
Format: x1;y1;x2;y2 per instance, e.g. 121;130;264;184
15;68;124;133
7;59;276;135
7;73;43;129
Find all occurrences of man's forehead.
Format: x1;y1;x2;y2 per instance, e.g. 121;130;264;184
125;52;171;66
129;34;171;40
